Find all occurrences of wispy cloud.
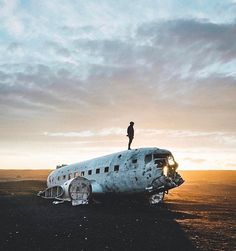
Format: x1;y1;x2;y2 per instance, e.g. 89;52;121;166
44;128;236;138
0;1;236;169
44;128;125;137
43;129;236;150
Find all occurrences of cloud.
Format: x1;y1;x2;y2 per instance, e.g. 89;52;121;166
0;1;236;169
43;128;236;151
137;19;236;77
184;157;206;163
225;163;236;168
44;128;125;137
0;0;24;36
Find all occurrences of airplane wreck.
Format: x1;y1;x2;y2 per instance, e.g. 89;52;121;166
38;147;184;206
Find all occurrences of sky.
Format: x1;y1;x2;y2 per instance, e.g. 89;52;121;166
0;0;236;170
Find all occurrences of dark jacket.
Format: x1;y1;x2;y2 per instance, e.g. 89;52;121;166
127;125;134;138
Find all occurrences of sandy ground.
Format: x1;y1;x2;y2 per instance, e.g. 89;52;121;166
0;170;235;251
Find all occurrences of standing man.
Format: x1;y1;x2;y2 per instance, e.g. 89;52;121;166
127;121;134;150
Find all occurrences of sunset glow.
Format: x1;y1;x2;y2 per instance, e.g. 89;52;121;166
0;0;236;170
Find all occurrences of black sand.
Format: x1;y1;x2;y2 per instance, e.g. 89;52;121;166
0;171;235;251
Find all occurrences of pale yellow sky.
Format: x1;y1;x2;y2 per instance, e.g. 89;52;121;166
1;128;235;170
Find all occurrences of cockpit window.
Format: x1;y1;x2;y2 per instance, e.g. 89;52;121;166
153;153;169;159
155;159;166;167
145;154;152;164
153;154;158;159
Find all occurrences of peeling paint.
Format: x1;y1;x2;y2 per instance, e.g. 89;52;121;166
41;147;184;205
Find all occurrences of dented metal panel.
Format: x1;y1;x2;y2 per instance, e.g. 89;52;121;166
40;147;184;206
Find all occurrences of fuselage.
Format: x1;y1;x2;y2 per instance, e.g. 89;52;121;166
47;147;178;194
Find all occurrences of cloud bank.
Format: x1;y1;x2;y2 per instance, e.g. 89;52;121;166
0;0;236;169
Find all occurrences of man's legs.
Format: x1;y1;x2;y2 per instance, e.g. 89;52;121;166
128;137;133;150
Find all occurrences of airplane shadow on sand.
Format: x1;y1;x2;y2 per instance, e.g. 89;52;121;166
0;180;199;251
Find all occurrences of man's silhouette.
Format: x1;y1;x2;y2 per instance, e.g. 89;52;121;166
127;121;134;150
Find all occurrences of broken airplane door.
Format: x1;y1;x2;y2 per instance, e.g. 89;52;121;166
38;176;92;206
37;186;64;199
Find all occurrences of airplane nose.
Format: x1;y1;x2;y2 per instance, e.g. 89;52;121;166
151;171;184;192
174;174;185;186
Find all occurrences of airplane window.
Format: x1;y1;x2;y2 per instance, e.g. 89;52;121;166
153;153;169;159
96;168;100;174
81;171;84;176
58;176;60;181
63;175;66;180
88;170;92;175
114;165;119;171
145;154;152;164
153;154;158;159
104;167;109;173
155;159;165;167
132;159;137;164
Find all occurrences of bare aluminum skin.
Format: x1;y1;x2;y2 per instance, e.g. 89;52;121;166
38;147;184;205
